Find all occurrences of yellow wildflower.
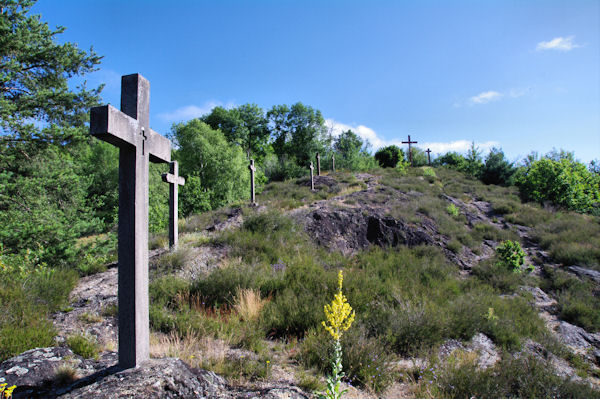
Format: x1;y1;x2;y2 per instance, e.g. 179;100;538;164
322;270;355;341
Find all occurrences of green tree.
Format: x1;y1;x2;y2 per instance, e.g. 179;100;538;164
0;0;102;143
201;104;271;162
172;120;255;213
375;145;403;168
515;153;600;213
410;147;429;167
481;148;515;186
267;102;326;166
0;0;104;262
333;130;376;171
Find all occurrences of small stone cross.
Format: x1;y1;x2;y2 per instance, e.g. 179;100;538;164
426;148;432;166
90;74;171;369
332;153;335;173
248;159;257;206
316;153;321;176
309;162;315;191
402;134;418;166
162;161;185;249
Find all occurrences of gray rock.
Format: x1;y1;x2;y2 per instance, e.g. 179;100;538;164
568;266;600;284
437;333;500;369
2;350;308;399
557;321;600;350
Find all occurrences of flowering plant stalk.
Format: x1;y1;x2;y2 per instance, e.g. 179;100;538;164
318;270;355;399
0;383;17;398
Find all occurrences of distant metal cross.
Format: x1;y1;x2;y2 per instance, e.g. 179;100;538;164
402;134;418;166
426;148;432;166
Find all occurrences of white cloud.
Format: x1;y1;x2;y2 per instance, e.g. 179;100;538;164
325;119;387;149
469;91;502;105
419;140;499;155
325;119;499;155
157;101;235;123
536;36;581;51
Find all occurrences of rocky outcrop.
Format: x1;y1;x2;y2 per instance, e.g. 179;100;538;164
568;266;600;284
303;206;435;255
0;349;308;399
437;333;500;369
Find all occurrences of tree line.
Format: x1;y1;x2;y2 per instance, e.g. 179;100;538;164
1;0;598;269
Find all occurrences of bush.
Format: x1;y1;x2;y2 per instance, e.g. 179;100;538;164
0;259;76;361
374;145;403;168
515;156;600;213
66;334;99;359
496;240;528;273
430;354;600;399
480;148;515;186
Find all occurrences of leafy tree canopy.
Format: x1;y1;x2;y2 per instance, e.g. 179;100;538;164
172;119;256;213
0;0;102;143
267;102;326;166
201;103;271;162
333;130;377;171
515;152;600;214
481;148;515;186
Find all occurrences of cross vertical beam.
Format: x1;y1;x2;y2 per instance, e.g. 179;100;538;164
316;153;321;176
426;148;432;166
309;162;315;191
332;154;335;172
248;159;257;206
162;161;185;249
402;134;418;166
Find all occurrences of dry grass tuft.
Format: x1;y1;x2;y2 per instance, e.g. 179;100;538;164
54;363;79;385
233;288;267;322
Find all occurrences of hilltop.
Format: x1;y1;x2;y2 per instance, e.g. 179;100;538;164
1;167;599;398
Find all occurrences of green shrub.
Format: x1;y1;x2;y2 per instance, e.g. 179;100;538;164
374;145;403;168
472;260;524;293
446;203;459;217
515;156;600;214
496;240;528;273
0;263;76;361
66;334;99;359
429;354;600;399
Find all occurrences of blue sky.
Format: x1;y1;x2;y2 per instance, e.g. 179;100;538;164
33;0;599;163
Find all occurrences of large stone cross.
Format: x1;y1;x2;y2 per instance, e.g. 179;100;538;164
426;148;432;166
90;74;171;369
162;161;185;249
402;134;418;166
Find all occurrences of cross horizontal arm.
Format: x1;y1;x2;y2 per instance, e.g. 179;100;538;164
91;105;138;148
90;105;171;163
162;173;185;186
147;127;171;164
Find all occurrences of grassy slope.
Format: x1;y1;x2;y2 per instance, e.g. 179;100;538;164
2;167;599;398
149;167;599;397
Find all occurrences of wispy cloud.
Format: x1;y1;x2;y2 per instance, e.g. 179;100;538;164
469;91;502;105
325;119;499;155
157;101;235;123
456;87;529;107
536;36;582;51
